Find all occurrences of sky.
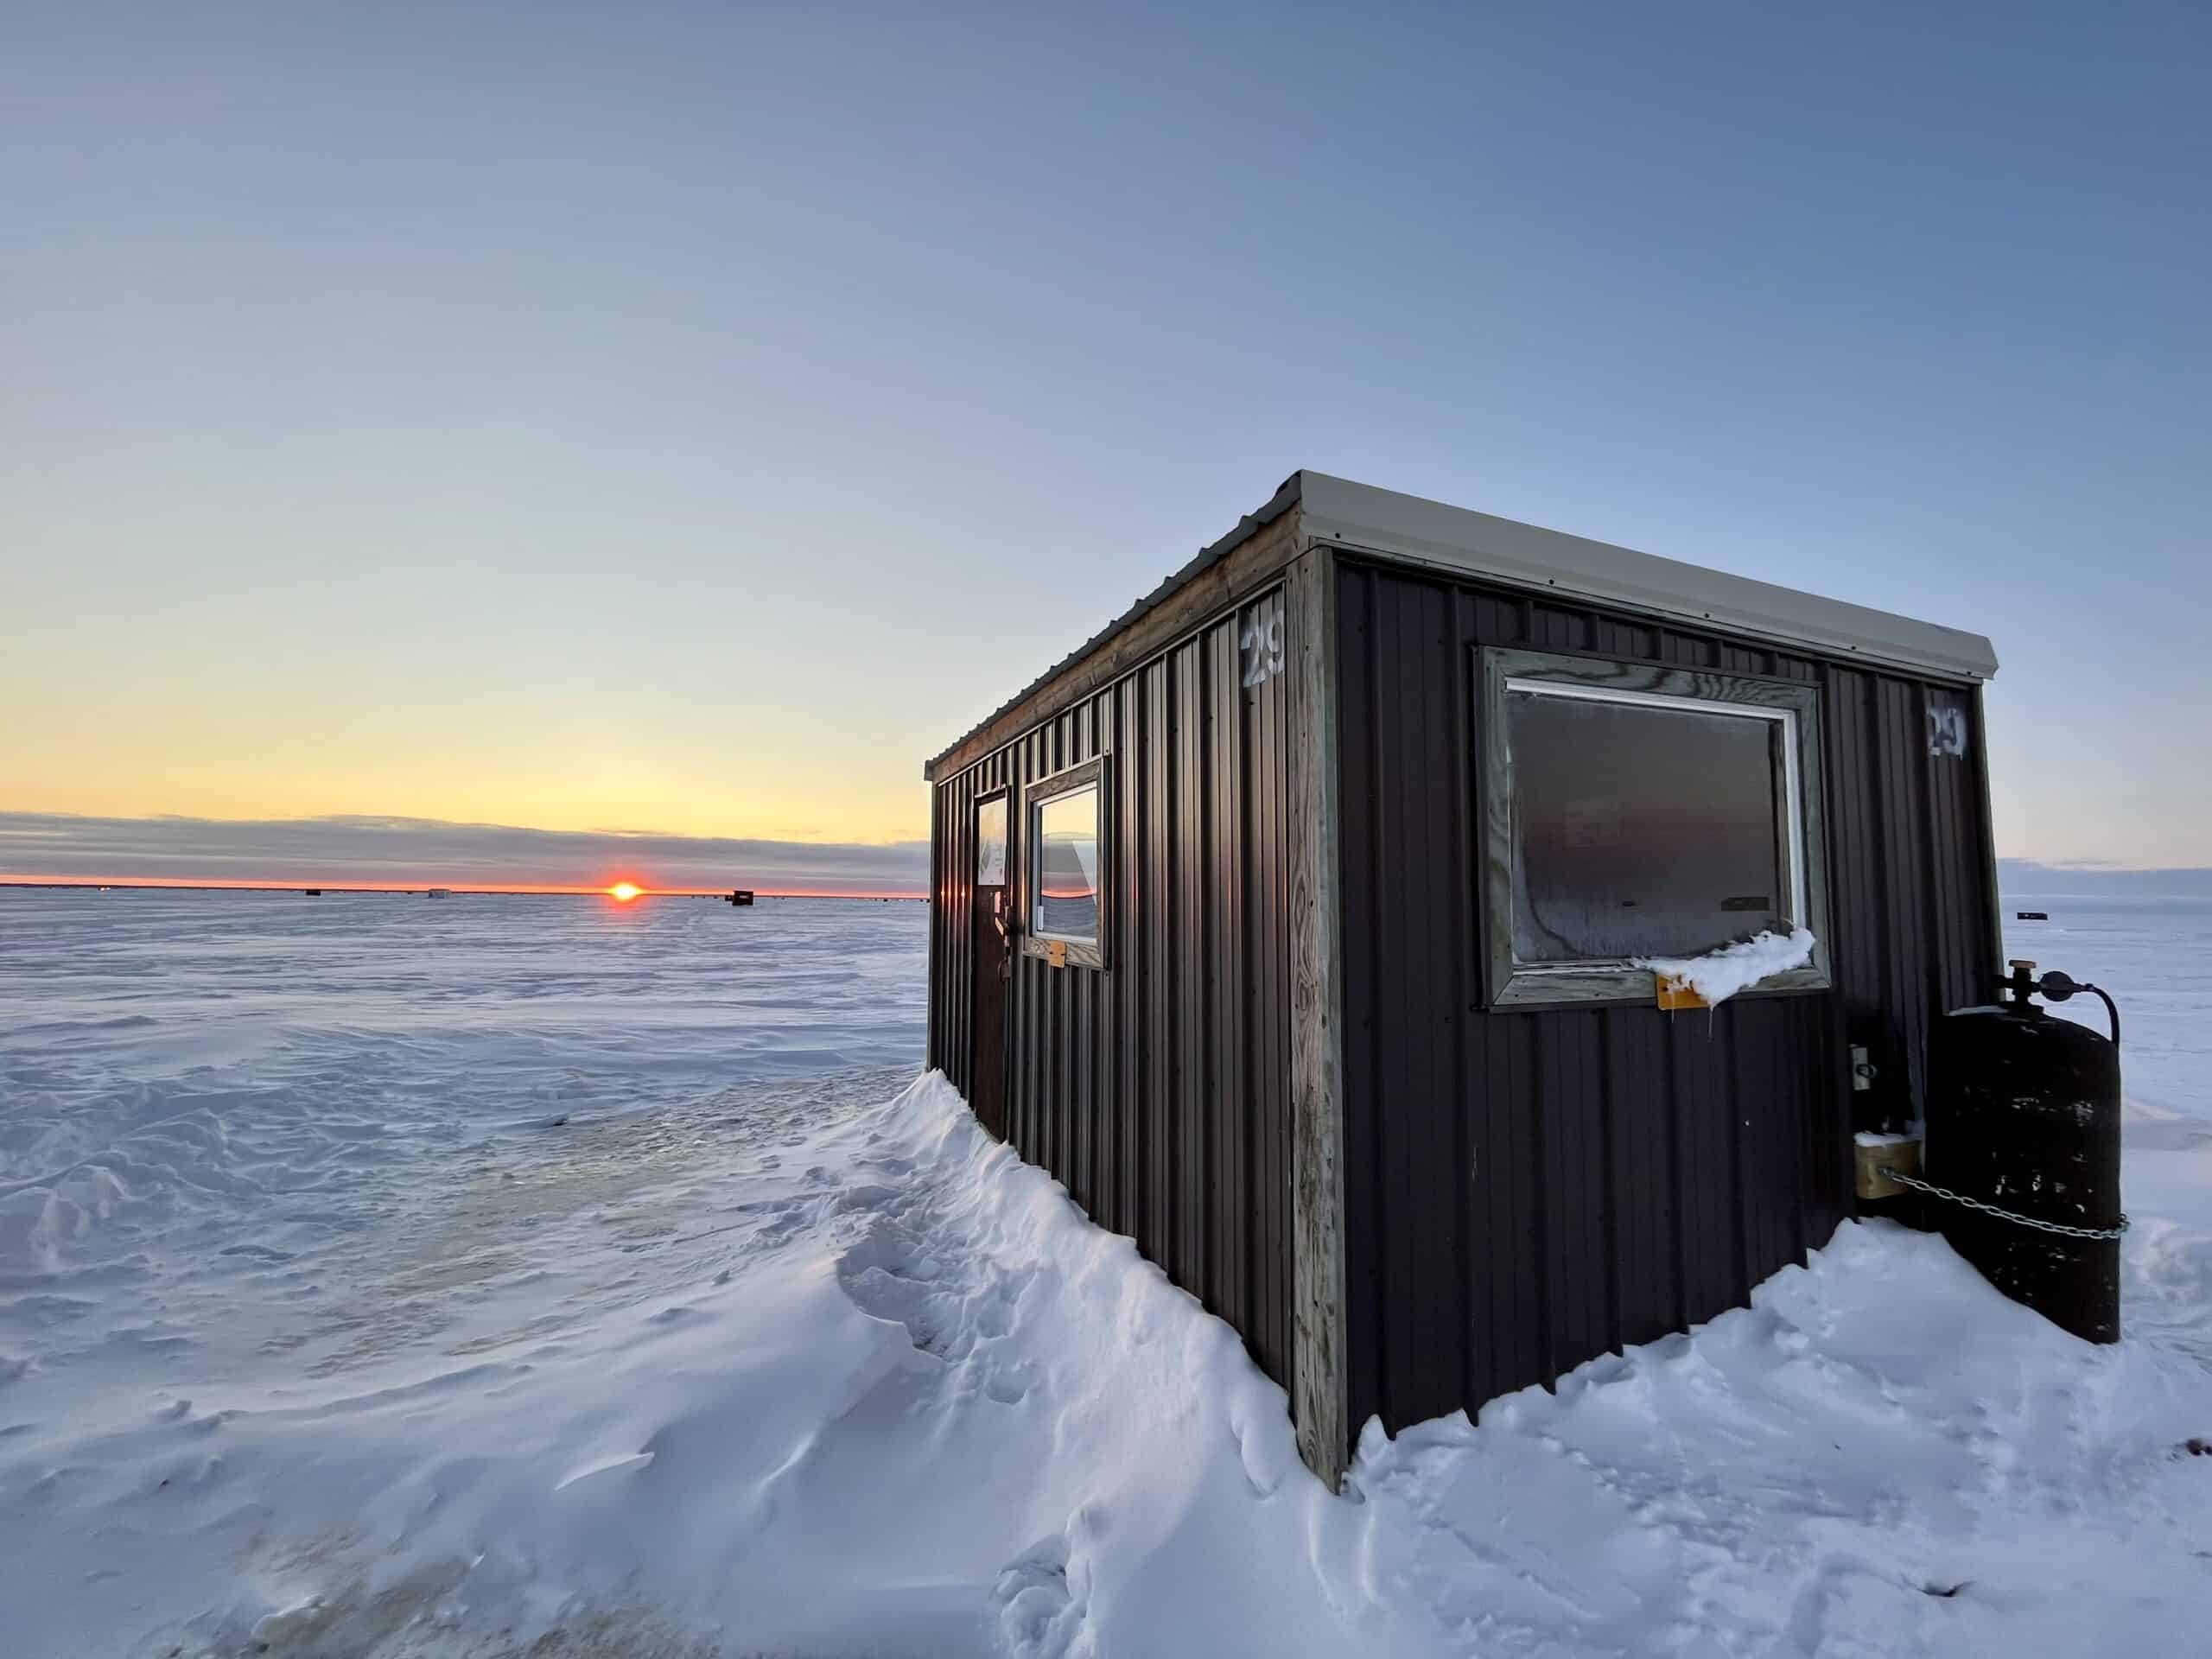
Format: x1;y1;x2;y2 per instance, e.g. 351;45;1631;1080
3;1;2207;889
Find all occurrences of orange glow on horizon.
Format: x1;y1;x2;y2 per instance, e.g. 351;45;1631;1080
0;874;925;900
608;882;642;902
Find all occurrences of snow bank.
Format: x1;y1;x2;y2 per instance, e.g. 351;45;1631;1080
0;1069;1383;1657
1637;925;1816;1005
1362;1217;2212;1656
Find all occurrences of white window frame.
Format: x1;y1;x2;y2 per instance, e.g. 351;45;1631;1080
1020;755;1109;969
1480;645;1831;1008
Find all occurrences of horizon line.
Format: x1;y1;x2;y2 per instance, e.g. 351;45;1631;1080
0;876;926;899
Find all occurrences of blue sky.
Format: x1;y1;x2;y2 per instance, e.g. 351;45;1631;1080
4;1;2206;873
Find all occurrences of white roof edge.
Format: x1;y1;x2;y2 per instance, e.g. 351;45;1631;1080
1297;473;1999;683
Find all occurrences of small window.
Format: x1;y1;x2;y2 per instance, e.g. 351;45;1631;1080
1021;756;1109;969
1480;647;1829;1007
976;795;1007;886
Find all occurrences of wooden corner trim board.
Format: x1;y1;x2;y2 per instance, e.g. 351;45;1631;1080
1287;544;1349;1490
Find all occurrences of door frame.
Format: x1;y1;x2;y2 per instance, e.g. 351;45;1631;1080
969;786;1014;1135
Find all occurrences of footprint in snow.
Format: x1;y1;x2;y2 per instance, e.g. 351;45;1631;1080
982;1361;1035;1406
994;1533;1088;1659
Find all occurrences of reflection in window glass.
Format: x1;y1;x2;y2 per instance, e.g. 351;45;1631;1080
1509;692;1788;963
1033;785;1101;941
976;798;1007;886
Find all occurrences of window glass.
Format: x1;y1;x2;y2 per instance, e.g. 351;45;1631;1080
1508;691;1787;963
1032;785;1101;941
976;798;1007;886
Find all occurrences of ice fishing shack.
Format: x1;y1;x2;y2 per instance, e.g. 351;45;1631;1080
922;472;2001;1486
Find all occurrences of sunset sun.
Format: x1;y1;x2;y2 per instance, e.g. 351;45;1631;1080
608;882;641;903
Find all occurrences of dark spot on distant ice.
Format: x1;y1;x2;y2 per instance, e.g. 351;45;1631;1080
1921;1580;1970;1598
2184;1437;2211;1457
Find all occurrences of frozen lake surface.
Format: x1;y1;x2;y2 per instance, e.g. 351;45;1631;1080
2;891;927;1399
3;887;2210;1656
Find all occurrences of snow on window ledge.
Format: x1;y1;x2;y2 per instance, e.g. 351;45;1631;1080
1633;927;1817;1007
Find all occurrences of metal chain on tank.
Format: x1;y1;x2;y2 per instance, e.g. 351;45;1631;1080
1879;1166;2130;1239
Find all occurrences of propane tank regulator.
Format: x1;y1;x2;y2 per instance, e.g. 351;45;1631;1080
2000;958;2121;1050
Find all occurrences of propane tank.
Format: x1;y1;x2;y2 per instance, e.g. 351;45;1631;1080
1926;960;2123;1343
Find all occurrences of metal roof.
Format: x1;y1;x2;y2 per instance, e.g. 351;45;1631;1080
924;471;1997;778
1300;473;1999;684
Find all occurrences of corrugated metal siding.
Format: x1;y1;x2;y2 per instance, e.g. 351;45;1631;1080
925;589;1294;1387
1333;560;1997;1438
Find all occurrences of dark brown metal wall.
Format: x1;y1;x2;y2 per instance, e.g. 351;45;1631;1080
926;590;1294;1386
1332;559;1999;1438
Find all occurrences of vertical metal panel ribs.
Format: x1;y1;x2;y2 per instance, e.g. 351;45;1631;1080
1332;559;1996;1444
924;587;1295;1389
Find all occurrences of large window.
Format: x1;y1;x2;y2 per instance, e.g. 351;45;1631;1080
1021;756;1109;969
1480;647;1829;1007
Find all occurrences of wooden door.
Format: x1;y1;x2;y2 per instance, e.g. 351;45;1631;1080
969;792;1011;1139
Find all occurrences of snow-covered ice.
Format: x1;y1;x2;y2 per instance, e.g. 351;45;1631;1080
3;887;2211;1656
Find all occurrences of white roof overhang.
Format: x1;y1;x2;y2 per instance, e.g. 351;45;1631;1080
1298;472;1999;683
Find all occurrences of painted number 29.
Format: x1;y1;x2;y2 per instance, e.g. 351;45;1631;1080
1240;610;1285;689
1927;707;1967;759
